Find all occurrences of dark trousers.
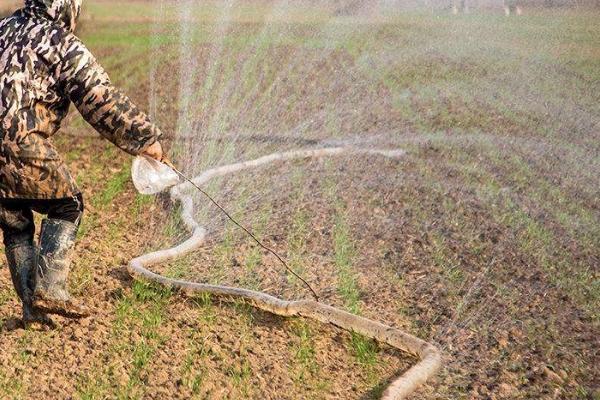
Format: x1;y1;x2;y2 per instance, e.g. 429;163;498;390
0;194;83;248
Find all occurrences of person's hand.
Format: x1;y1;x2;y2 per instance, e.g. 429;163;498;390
141;141;164;162
141;141;175;169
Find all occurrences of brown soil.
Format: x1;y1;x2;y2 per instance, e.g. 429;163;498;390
1;8;598;400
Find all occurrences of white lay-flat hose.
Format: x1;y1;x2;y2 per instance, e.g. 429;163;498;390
129;148;441;400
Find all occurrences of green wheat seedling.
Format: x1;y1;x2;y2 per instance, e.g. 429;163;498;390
286;207;310;289
107;280;173;398
332;202;378;369
180;339;208;396
95;162;131;209
241;201;271;289
0;288;12;308
289;318;329;393
0;370;25;400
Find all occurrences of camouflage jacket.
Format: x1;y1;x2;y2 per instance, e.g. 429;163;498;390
0;0;163;199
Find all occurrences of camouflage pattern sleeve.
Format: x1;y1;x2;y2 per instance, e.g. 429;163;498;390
57;34;163;156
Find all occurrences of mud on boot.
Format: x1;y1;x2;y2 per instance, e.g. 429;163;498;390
32;219;89;319
5;243;55;329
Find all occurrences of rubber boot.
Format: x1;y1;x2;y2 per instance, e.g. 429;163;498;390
32;219;89;318
5;244;54;329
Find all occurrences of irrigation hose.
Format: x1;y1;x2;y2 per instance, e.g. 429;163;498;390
129;147;441;399
162;159;320;301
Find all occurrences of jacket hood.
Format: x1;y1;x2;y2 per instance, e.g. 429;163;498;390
24;0;82;32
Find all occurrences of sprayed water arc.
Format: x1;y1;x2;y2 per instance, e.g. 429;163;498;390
137;1;447;397
129;146;440;399
82;1;600;397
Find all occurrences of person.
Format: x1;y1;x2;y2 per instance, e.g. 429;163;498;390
0;0;167;328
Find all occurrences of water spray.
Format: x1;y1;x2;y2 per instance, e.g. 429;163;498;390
129;147;440;399
132;154;323;299
164;158;320;301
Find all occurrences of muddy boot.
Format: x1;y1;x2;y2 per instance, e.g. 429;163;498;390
5;244;55;329
32;219;89;319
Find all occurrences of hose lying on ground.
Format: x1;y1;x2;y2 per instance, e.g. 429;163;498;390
127;146;441;399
